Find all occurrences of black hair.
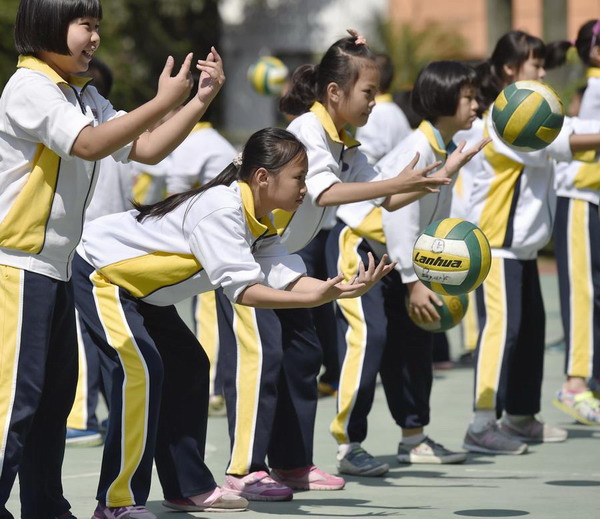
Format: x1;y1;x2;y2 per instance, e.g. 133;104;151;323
86;56;112;97
135;128;307;222
279;34;377;116
411;61;477;122
15;0;103;56
475;31;546;114
375;53;394;93
546;20;600;69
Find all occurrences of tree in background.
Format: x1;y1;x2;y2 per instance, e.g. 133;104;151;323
0;0;222;114
378;20;468;91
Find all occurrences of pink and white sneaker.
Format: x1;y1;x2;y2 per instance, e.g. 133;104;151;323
92;504;156;519
162;486;248;512
271;465;346;491
223;470;293;501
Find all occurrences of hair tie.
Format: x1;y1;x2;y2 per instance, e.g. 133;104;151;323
232;152;243;168
346;29;367;46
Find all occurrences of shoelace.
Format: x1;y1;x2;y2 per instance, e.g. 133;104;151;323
112;506;150;519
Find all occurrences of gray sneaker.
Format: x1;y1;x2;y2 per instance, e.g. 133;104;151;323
337;444;389;477
463;422;528;455
397;437;467;464
499;416;568;443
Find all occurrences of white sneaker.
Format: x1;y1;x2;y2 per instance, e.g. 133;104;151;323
397;437;466;464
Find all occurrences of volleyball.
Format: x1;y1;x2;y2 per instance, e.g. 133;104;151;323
410;293;469;333
412;218;491;295
491;80;565;152
247;56;289;96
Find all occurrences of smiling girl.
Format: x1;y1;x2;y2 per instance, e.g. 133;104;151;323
0;0;224;516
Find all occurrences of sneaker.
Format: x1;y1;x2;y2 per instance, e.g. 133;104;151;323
397;437;466;464
92;504;156;519
499;416;568;443
163;486;248;512
336;444;389;476
552;390;600;425
223;471;292;501
208;395;227;417
272;465;345;490
463;422;528;455
66;428;103;447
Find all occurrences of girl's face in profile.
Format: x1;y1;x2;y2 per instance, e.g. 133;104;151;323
337;60;379;128
504;53;546;85
42;16;100;80
265;153;308;213
453;85;479;130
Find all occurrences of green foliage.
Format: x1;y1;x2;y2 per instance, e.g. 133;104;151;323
378;20;469;91
0;0;221;112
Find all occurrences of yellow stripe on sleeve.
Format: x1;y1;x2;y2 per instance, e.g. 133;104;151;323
227;304;262;475
0;266;24;471
567;199;593;378
91;272;149;507
475;258;506;410
330;227;367;444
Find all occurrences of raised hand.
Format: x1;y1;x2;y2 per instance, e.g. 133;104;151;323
444;137;491;176
196;46;225;105
156;53;194;109
392;153;449;194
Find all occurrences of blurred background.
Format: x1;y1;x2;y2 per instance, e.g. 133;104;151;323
1;0;600;144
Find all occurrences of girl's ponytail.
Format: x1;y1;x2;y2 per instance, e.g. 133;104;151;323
135;163;241;222
475;59;502;115
279;64;319;116
545;40;574;69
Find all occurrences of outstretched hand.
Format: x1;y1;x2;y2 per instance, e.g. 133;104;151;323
337;252;397;299
196;46;226;105
156;53;194;109
444;138;491;176
393;153;449;194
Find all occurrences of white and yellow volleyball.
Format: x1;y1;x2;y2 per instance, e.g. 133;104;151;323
491;80;565;152
247;56;289;96
410;293;469;333
412;218;491;295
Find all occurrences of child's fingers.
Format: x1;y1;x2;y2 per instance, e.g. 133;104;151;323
455;140;466;153
159;56;175;79
211;46;223;63
177;53;193;77
404;152;420;170
419;160;442;176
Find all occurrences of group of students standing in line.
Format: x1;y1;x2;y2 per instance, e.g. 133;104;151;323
1;1;600;518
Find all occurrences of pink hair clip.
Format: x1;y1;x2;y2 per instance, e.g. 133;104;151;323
347;29;368;46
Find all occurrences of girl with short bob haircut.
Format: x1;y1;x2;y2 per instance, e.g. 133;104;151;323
0;0;224;516
327;60;487;476
73;128;393;516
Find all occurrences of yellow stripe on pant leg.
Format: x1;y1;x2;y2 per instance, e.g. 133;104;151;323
475;258;507;409
463;291;479;352
91;273;149;507
330;227;367;445
567;199;593;378
67;314;88;430
0;266;24;474
195;291;219;396
227;304;262;475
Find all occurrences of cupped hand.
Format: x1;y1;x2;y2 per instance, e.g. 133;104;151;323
393;153;449;194
196;46;225;104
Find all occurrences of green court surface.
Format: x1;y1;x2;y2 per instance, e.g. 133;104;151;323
7;266;600;518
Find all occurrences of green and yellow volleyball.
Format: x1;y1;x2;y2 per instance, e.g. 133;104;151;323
247;56;289;96
412;218;491;295
410;293;469;333
491;80;565;152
